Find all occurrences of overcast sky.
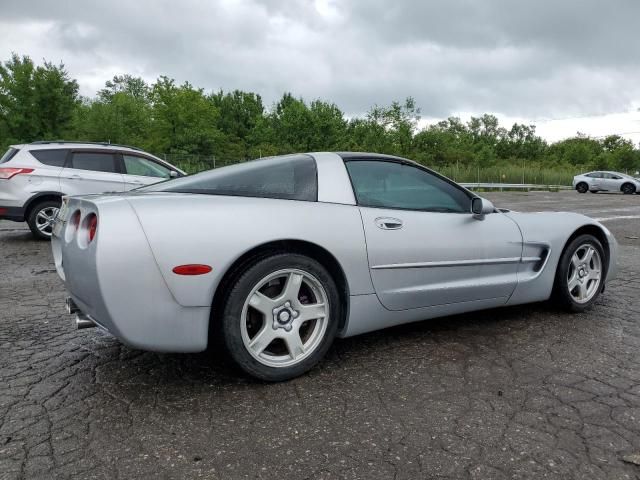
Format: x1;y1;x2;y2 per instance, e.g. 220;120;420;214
1;0;639;143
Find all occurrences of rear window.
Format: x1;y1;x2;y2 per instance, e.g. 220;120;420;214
70;152;118;173
141;154;317;201
0;148;19;164
31;149;69;167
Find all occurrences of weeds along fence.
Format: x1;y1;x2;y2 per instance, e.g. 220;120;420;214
162;153;579;187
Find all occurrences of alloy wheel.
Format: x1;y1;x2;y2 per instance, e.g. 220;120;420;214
240;269;329;368
567;244;602;304
35;206;60;237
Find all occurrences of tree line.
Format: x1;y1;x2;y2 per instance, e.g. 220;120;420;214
1;53;639;174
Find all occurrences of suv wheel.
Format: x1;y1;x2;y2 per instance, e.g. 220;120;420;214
27;200;61;240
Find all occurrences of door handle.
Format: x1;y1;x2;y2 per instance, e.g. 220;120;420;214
69;175;82;180
375;217;403;230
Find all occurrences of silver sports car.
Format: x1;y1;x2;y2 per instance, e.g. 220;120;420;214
52;152;618;381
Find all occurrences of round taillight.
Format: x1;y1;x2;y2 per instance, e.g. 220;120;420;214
65;210;82;243
87;214;98;242
70;210;81;228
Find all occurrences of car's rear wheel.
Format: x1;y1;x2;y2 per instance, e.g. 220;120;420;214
220;253;340;381
553;234;604;312
27;200;61;240
621;183;636;195
575;182;588;193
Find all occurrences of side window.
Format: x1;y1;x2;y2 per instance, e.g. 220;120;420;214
31;149;69;167
345;160;470;213
123;155;171;178
70;152;117;173
141;154;317;201
0;147;20;164
610;174;622;180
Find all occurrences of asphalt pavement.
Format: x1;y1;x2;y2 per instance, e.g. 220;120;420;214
1;190;640;479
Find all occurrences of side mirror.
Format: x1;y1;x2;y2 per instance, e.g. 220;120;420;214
169;170;179;179
471;197;494;220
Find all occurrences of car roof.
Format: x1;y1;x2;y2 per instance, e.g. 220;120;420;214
8;141;185;174
20;141;145;153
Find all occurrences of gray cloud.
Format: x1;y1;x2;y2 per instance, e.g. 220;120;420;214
0;0;638;119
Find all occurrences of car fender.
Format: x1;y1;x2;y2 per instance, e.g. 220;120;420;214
126;194;374;307
23;190;65;214
505;211;618;305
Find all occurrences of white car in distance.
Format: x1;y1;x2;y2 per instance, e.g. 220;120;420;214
0;141;185;239
572;171;640;195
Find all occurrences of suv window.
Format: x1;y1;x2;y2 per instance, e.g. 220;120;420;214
123;154;172;178
31;149;69;167
345;160;470;213
142;154;317;201
0;148;19;164
70;152;118;173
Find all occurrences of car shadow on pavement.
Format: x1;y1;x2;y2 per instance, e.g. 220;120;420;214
87;301;558;392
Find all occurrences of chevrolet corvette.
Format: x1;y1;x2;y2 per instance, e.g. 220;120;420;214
52;152;618;380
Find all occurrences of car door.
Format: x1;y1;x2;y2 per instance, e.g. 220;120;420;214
605;173;624;192
120;153;174;189
345;159;523;311
60;150;125;195
587;172;605;191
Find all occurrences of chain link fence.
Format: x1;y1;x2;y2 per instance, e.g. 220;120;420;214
159;153;249;174
161;152;582;186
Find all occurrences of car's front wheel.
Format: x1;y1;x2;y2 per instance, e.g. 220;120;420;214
553;234;605;312
575;182;588;193
27;200;61;240
220;253;341;381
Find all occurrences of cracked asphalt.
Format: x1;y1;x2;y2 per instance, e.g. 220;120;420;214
1;190;640;480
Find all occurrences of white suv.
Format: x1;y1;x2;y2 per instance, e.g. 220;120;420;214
0;141;185;239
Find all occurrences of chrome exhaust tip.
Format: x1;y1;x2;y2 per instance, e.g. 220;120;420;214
65;297;80;315
75;313;96;329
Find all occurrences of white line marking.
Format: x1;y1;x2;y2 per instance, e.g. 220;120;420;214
593;215;640;222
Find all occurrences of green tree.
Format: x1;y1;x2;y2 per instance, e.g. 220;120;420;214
149;77;222;155
75;75;152;147
0;54;79;149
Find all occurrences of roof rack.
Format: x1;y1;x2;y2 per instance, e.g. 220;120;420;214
30;140;143;151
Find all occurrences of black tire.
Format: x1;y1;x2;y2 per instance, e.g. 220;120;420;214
553;234;605;312
219;253;341;381
27;199;61;240
575;182;588;194
621;183;636;195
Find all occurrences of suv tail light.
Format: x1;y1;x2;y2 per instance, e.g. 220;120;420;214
0;167;34;179
87;214;98;243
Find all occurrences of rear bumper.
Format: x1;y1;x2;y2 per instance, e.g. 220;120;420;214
53;196;211;353
0;205;25;222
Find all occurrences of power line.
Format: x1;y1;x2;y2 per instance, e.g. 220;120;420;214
592;131;640;139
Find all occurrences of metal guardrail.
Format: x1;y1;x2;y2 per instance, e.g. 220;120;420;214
460;183;573;191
